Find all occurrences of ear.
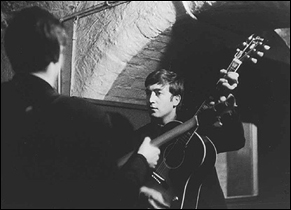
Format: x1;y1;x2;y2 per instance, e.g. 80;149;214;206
173;95;181;107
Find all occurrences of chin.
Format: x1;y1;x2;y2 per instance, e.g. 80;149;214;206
150;113;160;118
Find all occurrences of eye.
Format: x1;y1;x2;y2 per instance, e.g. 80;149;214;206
154;90;161;96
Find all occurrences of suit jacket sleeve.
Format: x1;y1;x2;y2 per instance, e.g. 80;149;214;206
58;98;150;208
104;112;150;208
197;105;246;154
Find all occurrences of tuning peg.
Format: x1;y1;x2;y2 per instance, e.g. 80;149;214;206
264;45;271;50
251;58;258;63
257;51;264;57
248;34;255;40
242;42;248;46
250;43;256;49
255;36;264;42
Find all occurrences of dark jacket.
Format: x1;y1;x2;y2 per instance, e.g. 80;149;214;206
1;74;149;209
134;106;245;209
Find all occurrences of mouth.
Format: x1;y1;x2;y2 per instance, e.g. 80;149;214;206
149;107;158;113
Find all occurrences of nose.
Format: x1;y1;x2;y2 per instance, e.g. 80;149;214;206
147;92;156;104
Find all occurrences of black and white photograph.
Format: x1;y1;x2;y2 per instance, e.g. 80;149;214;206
1;1;289;209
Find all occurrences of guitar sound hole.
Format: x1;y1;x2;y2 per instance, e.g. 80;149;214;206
163;142;185;169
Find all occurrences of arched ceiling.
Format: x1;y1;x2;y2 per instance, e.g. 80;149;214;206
1;1;290;106
182;1;290;33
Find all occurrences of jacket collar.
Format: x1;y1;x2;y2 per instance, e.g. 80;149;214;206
11;73;59;105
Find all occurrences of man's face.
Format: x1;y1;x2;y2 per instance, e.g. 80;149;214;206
146;83;179;124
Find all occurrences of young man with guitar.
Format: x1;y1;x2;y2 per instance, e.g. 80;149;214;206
132;68;245;209
122;34;269;209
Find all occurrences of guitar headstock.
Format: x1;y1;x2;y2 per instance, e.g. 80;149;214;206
235;34;270;64
227;34;270;72
196;34;271;119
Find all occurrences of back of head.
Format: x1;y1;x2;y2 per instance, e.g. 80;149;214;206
4;6;67;74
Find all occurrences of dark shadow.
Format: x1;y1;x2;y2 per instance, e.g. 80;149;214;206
107;111;135;159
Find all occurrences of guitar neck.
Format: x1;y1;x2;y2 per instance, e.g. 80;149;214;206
227;58;243;73
195;33;267;118
117;116;198;168
195;56;243;117
152;116;198;147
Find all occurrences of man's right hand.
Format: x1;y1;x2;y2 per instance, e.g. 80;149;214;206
140;186;170;209
137;137;160;168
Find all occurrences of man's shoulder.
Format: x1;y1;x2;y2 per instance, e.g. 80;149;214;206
134;123;157;140
52;96;110;124
135;123;152;133
54;96;102;110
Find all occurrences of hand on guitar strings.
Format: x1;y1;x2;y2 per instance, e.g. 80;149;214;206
203;69;239;127
212;69;239;104
219;68;239;90
137;137;161;169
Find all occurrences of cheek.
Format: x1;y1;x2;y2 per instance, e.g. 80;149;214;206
161;99;173;110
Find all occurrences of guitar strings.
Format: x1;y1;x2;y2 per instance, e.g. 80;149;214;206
156;132;188;174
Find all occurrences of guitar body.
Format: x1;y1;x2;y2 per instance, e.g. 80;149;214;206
138;121;217;209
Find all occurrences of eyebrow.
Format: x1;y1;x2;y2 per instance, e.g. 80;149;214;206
146;88;163;94
147;85;165;91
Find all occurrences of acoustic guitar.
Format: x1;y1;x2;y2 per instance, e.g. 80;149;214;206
118;34;270;209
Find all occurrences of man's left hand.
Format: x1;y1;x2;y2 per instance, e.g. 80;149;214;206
217;69;239;102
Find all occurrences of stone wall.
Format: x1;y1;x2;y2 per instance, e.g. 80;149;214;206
1;1;188;104
68;1;180;104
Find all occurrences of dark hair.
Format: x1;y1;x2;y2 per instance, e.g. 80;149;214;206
145;69;184;108
4;6;68;73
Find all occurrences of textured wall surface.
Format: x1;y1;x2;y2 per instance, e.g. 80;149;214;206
2;1;289;103
69;1;179;104
1;1;187;103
